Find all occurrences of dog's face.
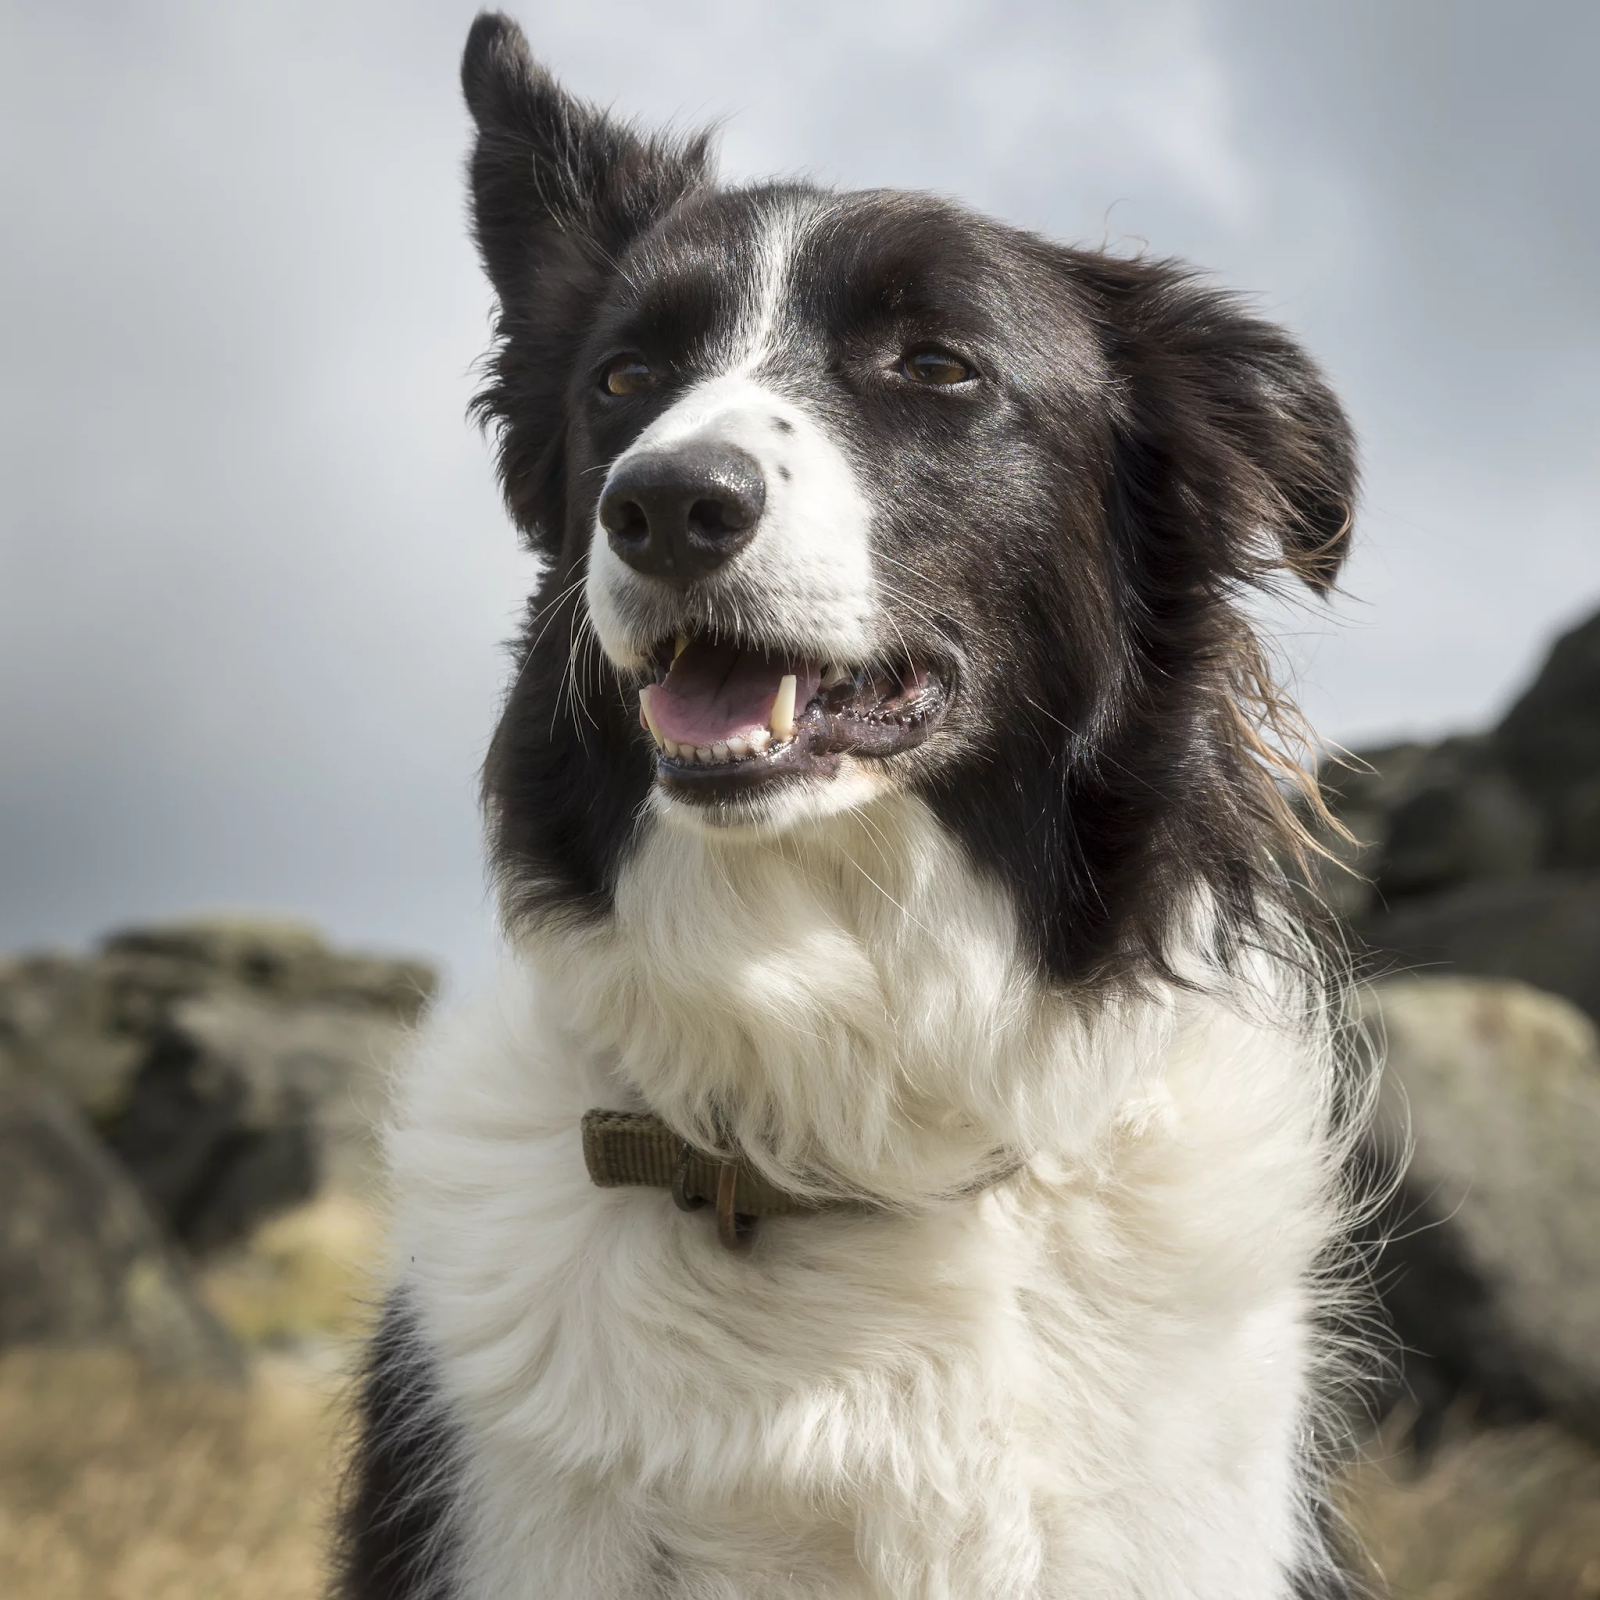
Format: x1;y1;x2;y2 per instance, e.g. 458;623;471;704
574;185;1114;833
464;15;1356;983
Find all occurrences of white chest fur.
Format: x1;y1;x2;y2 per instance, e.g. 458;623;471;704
388;797;1346;1599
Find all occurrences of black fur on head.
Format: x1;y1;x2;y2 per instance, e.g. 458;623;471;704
463;13;1358;988
462;11;715;553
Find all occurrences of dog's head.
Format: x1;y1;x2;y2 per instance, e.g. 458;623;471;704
464;14;1356;985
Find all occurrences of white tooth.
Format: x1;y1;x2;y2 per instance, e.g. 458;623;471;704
726;735;751;759
748;726;771;753
675;742;695;761
711;741;730;763
770;674;797;742
696;745;715;764
821;663;850;689
674;634;689;660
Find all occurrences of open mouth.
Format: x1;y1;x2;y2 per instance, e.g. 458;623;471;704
636;632;949;802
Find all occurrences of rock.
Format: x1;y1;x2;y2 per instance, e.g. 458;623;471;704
0;918;435;1122
0;918;434;1249
0;951;147;1120
1373;770;1541;900
1316;736;1545;917
1361;977;1600;1443
1312;606;1600;931
0;1074;240;1377
106;994;408;1251
1359;873;1600;1024
100;917;438;1024
1496;608;1600;869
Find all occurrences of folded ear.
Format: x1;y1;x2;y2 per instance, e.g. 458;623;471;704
1088;258;1358;593
461;12;714;310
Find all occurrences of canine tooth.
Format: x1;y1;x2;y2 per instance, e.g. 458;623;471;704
711;741;730;763
821;663;850;689
770;674;797;742
696;745;715;763
726;734;751;759
674;634;689;660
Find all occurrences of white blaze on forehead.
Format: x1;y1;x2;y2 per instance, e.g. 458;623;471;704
732;196;819;375
586;200;878;670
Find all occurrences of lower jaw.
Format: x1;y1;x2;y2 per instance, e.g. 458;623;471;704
654;708;943;810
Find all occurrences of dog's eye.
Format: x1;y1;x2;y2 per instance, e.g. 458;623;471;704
602;357;656;397
900;347;975;386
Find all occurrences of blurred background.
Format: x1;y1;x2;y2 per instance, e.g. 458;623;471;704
2;3;1599;1597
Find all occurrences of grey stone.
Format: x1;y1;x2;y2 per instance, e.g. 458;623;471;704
0;951;147;1121
1373;770;1542;900
1496;608;1600;868
1362;977;1600;1441
1359;872;1600;1024
1315;736;1545;904
107;994;409;1250
0;918;433;1250
0;1073;240;1377
100;916;438;1023
0;920;435;1128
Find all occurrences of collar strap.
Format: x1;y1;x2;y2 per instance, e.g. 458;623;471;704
581;1108;1023;1253
582;1109;822;1250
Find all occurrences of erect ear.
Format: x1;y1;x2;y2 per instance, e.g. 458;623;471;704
1088;258;1358;593
461;15;715;551
461;13;715;308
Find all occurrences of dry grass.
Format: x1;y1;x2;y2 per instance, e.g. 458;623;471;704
0;1190;381;1599
1338;1414;1600;1600
0;1349;346;1600
199;1190;385;1350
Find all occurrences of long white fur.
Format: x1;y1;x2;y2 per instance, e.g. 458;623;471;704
389;797;1350;1599
385;196;1357;1597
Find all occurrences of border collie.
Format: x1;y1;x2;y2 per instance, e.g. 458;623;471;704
338;13;1367;1597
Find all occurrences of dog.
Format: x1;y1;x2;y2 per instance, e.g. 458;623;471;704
335;13;1368;1597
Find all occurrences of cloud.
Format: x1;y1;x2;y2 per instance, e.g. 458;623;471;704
1;0;1595;976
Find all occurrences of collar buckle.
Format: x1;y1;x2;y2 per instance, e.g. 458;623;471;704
671;1138;755;1250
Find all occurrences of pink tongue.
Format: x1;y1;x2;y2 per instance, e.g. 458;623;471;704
642;641;821;747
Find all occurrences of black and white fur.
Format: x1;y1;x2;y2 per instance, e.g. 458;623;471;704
337;14;1368;1598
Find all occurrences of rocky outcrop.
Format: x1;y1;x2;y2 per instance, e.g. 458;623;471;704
1361;875;1600;1024
1496;607;1600;870
0;918;434;1253
0;951;147;1122
108;994;407;1250
1359;977;1600;1443
0;1072;240;1377
99;920;437;1023
1318;606;1600;1023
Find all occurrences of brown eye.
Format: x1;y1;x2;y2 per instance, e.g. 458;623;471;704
901;346;974;386
602;356;655;396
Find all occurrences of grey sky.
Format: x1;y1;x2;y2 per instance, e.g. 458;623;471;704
2;0;1596;981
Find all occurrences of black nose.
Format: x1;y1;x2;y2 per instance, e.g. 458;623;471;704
598;443;765;583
